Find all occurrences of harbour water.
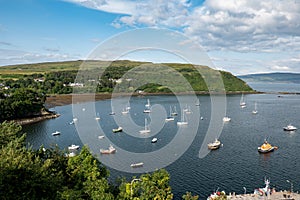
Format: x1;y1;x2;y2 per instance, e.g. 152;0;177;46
23;83;300;199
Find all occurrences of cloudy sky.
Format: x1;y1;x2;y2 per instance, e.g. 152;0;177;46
1;0;300;75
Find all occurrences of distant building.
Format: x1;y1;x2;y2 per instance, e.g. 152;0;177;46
34;78;45;82
68;82;84;87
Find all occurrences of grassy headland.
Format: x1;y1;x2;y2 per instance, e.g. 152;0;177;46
0;60;254;93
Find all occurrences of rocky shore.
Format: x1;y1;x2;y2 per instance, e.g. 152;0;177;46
12;110;60;126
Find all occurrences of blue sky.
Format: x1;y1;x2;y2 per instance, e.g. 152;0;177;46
1;0;300;75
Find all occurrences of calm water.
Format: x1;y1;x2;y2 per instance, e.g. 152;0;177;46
23;85;300;199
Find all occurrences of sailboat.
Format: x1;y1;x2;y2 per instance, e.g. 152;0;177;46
171;106;178;116
252;102;258;114
185;106;192;114
165;106;175;121
139;118;150;134
145;99;151;107
121;106;129;114
143;99;151;113
240;93;246;108
177;109;188;125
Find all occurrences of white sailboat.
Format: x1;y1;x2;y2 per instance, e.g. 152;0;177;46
177;109;188;125
145;99;151;108
143;99;151;113
223;116;231;122
165;106;175;121
240;93;246;108
252;102;258;114
171;106;178;116
139;118;150;134
121;106;129;114
185;106;192;114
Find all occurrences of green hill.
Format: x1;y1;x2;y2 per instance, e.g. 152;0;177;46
0;60;253;93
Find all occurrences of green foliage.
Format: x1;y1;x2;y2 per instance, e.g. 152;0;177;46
0;122;114;200
0;88;45;121
62;146;113;200
182;192;199;200
118;169;173;200
0;121;23;148
0;122;63;199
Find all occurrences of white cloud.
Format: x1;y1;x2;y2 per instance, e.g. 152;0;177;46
63;0;137;14
62;0;300;74
70;0;300;54
270;65;291;71
0;48;80;66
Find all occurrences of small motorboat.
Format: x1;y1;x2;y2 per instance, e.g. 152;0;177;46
112;127;123;133
143;109;151;113
258;139;277;153
223;117;231;122
130;162;144;168
283;124;297;131
208;139;221;150
98;135;105;139
52;131;61;136
68;144;80;151
109;111;115;115
165;116;175;121
100;144;116;154
151;137;158;143
66;152;76;157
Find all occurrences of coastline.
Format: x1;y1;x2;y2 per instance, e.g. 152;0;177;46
45;91;260;108
12;110;60;126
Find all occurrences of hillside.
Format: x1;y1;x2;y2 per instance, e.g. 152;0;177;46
0;60;253;93
238;72;300;84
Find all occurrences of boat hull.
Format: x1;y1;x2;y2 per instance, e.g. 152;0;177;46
258;147;275;153
112;127;123;133
208;144;221;150
283;128;297;131
131;162;144;168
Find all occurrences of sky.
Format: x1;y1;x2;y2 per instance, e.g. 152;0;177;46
1;0;300;75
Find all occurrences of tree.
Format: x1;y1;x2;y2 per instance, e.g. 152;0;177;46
118;169;173;200
60;145;114;199
0;122;63;199
182;192;199;200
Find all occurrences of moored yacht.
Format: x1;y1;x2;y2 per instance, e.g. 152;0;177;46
112;126;123;133
100;144;116;154
258;139;277;153
283;124;297;131
223;116;231;122
68;144;80;151
151;137;158;143
130;162;144;168
52;131;61;136
207;139;221;150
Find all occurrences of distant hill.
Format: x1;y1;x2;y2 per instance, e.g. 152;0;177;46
238;72;300;84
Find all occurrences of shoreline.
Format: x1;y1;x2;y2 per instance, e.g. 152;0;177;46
45;91;261;108
12;110;60;126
